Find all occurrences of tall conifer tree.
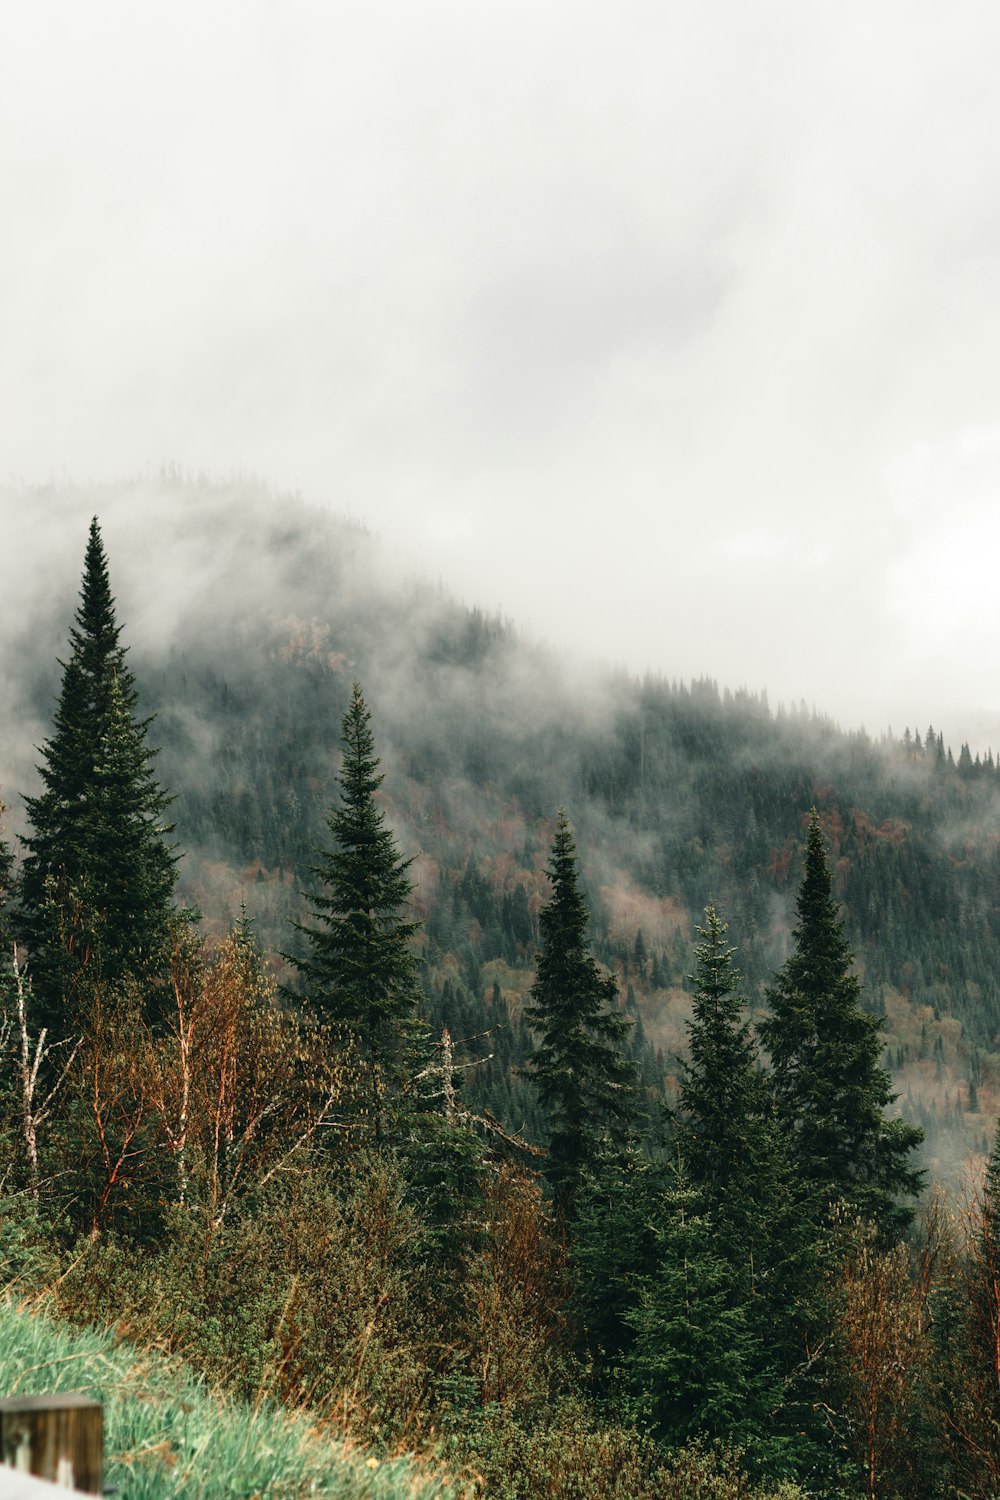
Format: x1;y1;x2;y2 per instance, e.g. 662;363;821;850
758;810;923;1234
678;906;833;1474
289;681;424;1141
20;519;176;1034
678;904;772;1225
523;811;637;1216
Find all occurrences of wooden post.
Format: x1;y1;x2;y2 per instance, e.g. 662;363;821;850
0;1395;102;1494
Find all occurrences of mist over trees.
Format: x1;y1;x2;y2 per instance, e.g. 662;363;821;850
4;478;1000;1494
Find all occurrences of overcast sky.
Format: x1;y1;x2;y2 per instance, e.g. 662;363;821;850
4;2;1000;746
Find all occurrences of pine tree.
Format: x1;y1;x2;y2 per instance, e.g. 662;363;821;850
19;519;177;1035
758;810;923;1235
523;811;637;1217
289;681;424;1142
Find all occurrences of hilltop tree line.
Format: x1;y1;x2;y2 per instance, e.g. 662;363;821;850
4;519;1000;1496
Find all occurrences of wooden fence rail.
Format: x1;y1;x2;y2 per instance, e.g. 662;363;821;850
0;1396;102;1495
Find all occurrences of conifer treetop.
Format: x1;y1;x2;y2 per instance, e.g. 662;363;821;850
679;903;769;1197
524;809;637;1214
69;518;125;676
759;809;923;1233
289;681;424;1138
19;517;177;1034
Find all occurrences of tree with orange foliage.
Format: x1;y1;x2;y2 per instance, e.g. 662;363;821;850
151;923;348;1236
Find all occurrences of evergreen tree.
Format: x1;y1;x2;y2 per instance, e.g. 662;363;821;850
677;903;773;1233
623;1164;777;1454
19;519;177;1035
676;905;834;1480
523;811;637;1216
758;810;923;1235
289;681;424;1141
571;1144;663;1384
0;805;13;947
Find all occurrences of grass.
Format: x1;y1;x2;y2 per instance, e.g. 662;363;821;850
0;1297;461;1500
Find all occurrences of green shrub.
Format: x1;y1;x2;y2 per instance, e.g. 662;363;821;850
441;1397;807;1499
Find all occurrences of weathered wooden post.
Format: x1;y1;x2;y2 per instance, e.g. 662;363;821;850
0;1395;102;1494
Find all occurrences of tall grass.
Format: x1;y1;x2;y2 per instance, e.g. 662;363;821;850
0;1298;460;1500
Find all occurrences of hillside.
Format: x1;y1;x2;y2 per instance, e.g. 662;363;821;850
4;474;1000;1178
0;1294;455;1499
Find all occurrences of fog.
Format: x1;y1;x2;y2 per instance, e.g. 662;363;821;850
4;4;1000;745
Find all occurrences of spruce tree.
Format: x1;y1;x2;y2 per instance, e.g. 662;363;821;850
571;1145;663;1382
19;519;177;1035
523;811;637;1216
678;905;834;1479
678;904;773;1231
623;1164;777;1453
289;681;424;1141
677;906;791;1306
758;810;923;1235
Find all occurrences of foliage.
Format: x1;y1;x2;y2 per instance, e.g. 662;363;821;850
758;811;924;1235
523;812;637;1215
933;1133;1000;1496
676;904;781;1251
288;682;425;1143
0;1295;456;1499
444;1400;806;1499
622;1164;780;1457
829;1211;937;1500
150;923;346;1229
12;485;1000;1497
673;905;833;1479
570;1146;662;1383
18;518;177;1037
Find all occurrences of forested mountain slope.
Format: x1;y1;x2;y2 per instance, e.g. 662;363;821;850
4;474;999;1176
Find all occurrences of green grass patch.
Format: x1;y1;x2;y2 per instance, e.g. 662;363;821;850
0;1298;459;1500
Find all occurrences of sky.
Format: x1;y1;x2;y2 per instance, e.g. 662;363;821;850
4;2;1000;747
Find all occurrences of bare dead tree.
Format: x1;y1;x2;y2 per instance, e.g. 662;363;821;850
5;944;80;1198
411;1023;542;1159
